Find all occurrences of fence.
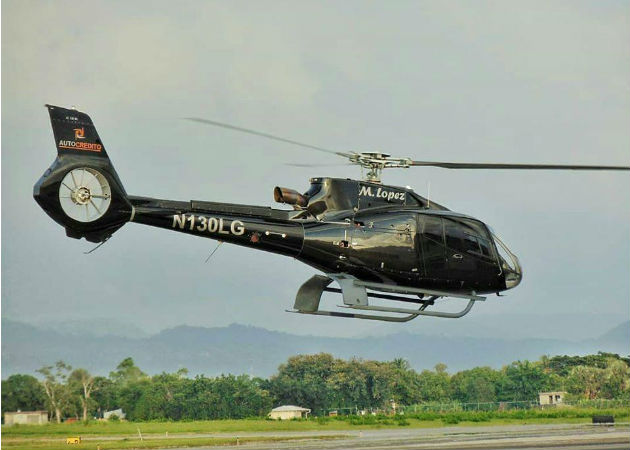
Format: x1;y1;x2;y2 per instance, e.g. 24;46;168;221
320;399;629;416
403;401;537;413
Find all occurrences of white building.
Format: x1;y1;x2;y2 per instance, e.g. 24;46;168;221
4;411;48;425
539;391;566;405
269;405;311;420
103;409;126;420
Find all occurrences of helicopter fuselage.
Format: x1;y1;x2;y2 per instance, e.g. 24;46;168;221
123;177;521;295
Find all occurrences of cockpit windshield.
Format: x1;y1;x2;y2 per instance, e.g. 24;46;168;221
491;233;522;289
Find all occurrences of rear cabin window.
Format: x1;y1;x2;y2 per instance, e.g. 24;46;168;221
420;215;444;246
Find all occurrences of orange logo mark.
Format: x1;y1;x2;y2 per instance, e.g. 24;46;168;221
74;127;85;139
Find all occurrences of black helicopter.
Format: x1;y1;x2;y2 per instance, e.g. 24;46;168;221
34;105;629;322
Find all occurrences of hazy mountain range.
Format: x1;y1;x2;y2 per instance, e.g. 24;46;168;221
2;319;628;378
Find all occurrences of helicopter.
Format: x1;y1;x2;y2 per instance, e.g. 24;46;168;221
34;105;630;322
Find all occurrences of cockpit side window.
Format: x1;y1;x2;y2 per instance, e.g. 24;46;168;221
445;218;495;261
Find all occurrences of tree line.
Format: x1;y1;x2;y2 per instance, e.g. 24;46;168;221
2;352;628;422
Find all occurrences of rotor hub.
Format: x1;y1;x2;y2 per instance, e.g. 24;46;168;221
72;186;92;205
58;167;112;222
349;152;412;183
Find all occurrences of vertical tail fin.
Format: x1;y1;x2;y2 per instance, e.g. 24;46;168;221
34;105;132;243
46;104;111;158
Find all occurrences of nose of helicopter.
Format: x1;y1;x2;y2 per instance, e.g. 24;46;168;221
492;233;522;290
504;264;522;290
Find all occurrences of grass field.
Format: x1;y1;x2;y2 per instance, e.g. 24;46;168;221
2;407;628;450
1;434;351;450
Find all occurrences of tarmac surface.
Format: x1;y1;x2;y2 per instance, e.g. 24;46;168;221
161;423;629;450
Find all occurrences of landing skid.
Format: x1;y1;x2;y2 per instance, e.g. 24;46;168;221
287;274;485;322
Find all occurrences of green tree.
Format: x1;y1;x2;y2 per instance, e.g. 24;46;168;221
37;361;73;423
1;374;47;414
107;358;148;420
68;368;97;421
269;353;336;412
601;359;630;399
91;376;116;418
391;358;411;371
362;360;395;408
567;365;605;399
116;378;151;420
388;358;422;406
326;359;368;409
451;367;501;403
109;357;146;385
116;370;272;421
417;364;451;402
501;360;552;401
544;352;628;377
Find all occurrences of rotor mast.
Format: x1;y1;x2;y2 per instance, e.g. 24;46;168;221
349;152;412;183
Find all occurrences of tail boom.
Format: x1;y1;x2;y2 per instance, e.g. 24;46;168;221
128;196;304;257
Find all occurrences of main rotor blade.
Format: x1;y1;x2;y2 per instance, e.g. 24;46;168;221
184;117;351;158
410;161;630;171
285;163;353;167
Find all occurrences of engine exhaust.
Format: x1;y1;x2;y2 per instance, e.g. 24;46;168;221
274;187;308;207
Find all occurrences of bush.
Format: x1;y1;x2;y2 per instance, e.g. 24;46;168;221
395;416;410;426
442;414;460;424
466;412;491;422
409;411;441;421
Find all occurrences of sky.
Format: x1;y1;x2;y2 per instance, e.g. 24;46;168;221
2;0;629;340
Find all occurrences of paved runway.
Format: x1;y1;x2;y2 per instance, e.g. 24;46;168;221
166;423;630;450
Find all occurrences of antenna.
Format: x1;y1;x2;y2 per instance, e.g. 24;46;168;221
204;241;223;263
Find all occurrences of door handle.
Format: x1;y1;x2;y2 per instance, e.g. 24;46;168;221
452;253;463;260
